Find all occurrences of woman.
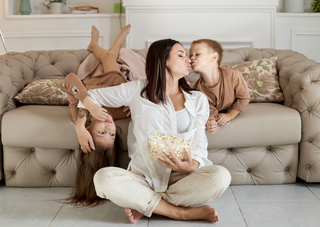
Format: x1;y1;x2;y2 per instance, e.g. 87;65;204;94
64;24;131;206
78;34;231;222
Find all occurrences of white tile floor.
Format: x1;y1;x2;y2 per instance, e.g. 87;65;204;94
1;179;320;227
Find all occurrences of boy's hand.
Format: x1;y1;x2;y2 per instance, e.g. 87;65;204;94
206;117;218;134
75;125;95;153
158;151;199;175
217;113;232;126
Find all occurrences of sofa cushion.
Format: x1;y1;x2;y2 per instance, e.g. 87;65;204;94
14;79;69;105
207;103;301;149
2;105;130;150
222;56;284;103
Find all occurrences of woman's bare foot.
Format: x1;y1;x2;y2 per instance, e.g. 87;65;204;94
181;205;219;223
87;25;100;52
124;208;144;224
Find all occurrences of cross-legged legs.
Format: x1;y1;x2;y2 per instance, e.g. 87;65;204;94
93;165;231;223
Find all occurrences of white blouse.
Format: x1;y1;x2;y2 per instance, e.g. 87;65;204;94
78;79;213;192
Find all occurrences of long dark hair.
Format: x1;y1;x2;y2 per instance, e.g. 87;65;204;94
141;39;193;104
64;133;122;207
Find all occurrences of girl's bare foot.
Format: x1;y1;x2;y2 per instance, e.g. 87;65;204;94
120;24;131;38
110;24;131;50
181;205;219;223
87;25;100;52
124;208;144;224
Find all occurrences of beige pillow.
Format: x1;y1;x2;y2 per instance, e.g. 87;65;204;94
222;56;284;103
15;79;69;105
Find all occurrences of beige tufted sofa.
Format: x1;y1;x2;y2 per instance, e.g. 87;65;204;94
0;48;319;187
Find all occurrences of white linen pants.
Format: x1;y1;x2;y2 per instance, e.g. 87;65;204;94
93;165;231;217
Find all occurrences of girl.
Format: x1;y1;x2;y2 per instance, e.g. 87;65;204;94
64;24;131;206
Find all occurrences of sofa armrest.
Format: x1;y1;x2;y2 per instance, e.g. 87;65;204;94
277;50;320;182
0;55;27;130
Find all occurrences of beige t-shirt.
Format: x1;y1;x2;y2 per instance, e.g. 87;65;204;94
193;67;250;119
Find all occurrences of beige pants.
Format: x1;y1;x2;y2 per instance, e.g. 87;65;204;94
93;165;231;217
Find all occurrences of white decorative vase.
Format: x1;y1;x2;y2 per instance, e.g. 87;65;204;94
50;2;63;14
284;0;304;13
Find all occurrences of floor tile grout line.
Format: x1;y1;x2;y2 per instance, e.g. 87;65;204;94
304;183;320;202
230;186;248;227
47;202;65;227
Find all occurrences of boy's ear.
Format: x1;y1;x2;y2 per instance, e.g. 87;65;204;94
211;52;219;63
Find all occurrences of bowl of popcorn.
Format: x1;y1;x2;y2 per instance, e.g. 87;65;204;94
148;133;195;161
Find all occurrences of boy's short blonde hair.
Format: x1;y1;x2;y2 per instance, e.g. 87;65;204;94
191;39;224;66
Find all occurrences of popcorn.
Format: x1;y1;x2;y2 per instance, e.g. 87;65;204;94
148;133;195;161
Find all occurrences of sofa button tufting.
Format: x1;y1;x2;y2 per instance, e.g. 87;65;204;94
267;146;271;150
70;149;75;152
12;170;16;175
31;148;35;152
247;168;251;172
307;164;311;168
308;107;312;112
285;167;289;171
52;170;56;174
227;148;233;151
308;138;313;143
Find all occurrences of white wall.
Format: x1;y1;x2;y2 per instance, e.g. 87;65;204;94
0;0;124;55
0;0;319;63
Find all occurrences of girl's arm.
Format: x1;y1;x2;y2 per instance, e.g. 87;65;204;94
75;108;95;153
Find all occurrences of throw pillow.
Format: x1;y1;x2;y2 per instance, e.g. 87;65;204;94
222;56;284;103
15;79;69;105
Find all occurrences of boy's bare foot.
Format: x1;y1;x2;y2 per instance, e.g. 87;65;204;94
124;208;144;224
87;25;100;52
181;205;219;223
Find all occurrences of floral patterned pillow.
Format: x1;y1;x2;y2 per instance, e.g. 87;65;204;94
15;79;69;105
222;56;284;103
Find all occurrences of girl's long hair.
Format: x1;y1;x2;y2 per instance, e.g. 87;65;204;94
64;132;122;207
141;39;193;104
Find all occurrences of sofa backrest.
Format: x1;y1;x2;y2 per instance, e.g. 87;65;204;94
0;47;314;130
0;49;91;128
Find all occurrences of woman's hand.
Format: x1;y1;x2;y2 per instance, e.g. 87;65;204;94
82;96;110;121
206;117;218;133
217;113;232;126
158;151;199;175
75;125;95;153
123;106;131;117
89;104;110;121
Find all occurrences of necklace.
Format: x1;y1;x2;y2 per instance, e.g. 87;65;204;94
171;90;180;102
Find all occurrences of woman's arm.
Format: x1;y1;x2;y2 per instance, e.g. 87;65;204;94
78;80;141;120
191;92;212;168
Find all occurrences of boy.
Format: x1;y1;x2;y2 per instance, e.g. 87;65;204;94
189;39;250;133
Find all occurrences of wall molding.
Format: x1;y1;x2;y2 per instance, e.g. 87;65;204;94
123;0;277;49
2;31;109;50
291;29;320;51
146;40;254;49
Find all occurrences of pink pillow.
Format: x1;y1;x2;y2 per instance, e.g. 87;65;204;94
15;79;69;105
222;56;284;103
